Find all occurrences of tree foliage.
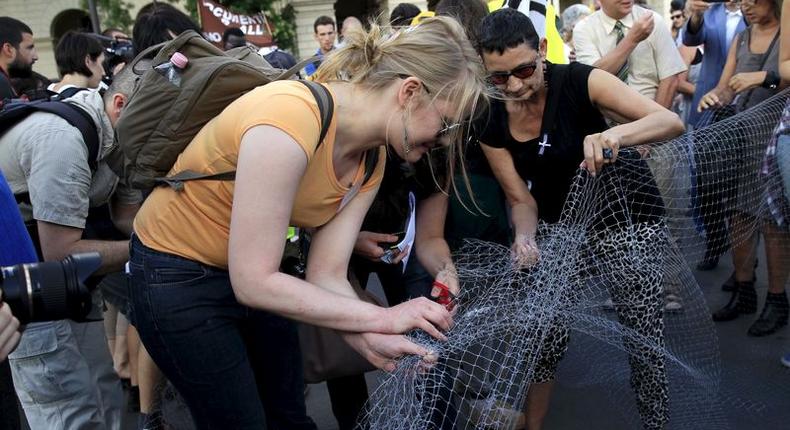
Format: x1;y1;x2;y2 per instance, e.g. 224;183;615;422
81;0;134;32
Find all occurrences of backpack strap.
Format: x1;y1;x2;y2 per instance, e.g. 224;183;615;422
158;80;335;191
53;87;87;100
299;80;334;146
362;148;379;185
302;80;377;185
157;170;237;191
37;102;101;172
1;100;100;172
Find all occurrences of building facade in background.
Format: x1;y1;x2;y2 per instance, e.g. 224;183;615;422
3;0;669;79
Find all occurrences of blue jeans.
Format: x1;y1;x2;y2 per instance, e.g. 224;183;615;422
128;236;315;430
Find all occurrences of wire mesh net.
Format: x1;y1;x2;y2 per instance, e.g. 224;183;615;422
360;90;790;430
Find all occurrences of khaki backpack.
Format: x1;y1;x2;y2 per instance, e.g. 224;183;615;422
111;30;322;190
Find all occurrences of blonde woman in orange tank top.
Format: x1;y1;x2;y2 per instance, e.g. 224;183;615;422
128;17;490;429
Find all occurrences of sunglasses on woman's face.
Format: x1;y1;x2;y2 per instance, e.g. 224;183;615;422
487;62;538;86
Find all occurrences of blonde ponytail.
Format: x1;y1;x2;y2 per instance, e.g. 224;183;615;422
314;16;492;212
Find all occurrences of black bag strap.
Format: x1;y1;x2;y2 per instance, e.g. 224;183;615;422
1;100;100;172
739;28;780;110
158;80;336;191
35;102;101;172
300;80;378;186
299;80;335;146
54;87;87;100
362;148;378;185
156;170;237;191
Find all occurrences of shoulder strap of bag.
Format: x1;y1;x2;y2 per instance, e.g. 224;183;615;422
2;101;100;172
361;148;378;185
10;101;100;209
301;80;377;185
159;80;335;190
36;102;101;172
53;87;88;100
739;29;780;110
299;80;334;145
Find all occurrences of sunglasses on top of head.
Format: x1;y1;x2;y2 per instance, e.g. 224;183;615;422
487;62;538;86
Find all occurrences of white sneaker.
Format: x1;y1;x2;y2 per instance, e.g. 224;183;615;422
664;294;683;312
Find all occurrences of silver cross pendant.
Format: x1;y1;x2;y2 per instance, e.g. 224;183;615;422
538;133;551;156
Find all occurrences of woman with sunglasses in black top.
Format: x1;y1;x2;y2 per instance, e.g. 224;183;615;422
477;9;685;430
417;9;685;430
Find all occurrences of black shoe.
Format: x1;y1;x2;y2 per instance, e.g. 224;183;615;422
696;255;719;271
712;281;757;321
722;260;758;292
748;292;789;337
721;271;737;292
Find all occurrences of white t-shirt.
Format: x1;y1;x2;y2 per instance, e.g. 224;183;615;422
725;8;744;49
573;5;687;100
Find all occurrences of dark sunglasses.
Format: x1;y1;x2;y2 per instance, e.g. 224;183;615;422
487;63;538;86
671;14;683;19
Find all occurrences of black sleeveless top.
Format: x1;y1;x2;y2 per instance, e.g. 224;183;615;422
477;62;663;225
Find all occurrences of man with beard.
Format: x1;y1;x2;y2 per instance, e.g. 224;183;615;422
0;17;38;102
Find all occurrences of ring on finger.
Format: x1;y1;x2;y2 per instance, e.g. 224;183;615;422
602;148;614;160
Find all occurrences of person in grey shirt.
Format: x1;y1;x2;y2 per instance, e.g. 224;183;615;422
0;66;141;430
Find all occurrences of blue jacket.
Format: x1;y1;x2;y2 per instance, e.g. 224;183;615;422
683;4;746;127
305;48;333;77
0;170;37;266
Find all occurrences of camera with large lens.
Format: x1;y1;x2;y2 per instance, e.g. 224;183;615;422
0;253;102;324
95;34;135;82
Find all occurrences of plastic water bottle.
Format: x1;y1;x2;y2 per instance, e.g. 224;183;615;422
154;52;188;86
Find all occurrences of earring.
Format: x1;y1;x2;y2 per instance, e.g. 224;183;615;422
401;110;412;155
543;59;549;88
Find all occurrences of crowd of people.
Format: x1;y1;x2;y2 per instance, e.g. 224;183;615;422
0;0;788;429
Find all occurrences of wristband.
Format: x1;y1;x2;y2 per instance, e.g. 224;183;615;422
762;71;779;90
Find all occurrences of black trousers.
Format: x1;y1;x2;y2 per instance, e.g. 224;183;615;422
0;360;20;430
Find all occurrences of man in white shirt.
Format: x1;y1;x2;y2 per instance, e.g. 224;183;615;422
574;0;687;108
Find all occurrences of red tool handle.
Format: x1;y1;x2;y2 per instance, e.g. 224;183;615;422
432;280;455;311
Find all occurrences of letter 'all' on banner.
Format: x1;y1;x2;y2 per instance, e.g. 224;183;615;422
199;0;273;48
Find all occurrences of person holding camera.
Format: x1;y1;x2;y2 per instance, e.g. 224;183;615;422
0;295;19;362
0;167;35;429
0;65;141;429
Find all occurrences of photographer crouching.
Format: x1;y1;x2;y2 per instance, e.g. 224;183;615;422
0;167;34;429
0;293;19;361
